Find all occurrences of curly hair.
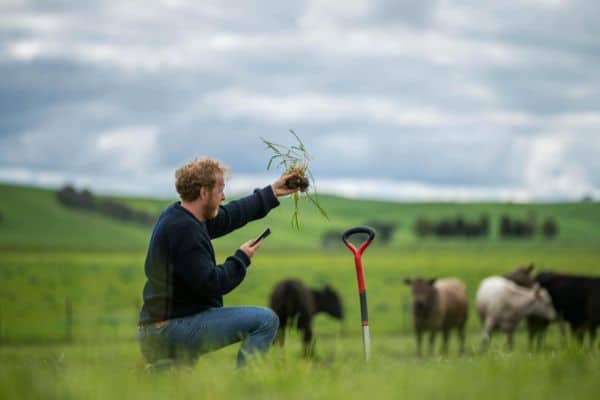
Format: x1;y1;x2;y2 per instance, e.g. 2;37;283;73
175;157;229;201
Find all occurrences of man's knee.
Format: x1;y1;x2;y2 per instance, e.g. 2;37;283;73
257;306;279;332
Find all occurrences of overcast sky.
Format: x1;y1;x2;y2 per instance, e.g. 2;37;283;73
1;0;599;201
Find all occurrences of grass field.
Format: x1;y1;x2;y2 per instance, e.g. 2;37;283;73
1;183;599;399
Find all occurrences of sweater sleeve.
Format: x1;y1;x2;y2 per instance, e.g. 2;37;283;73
206;185;280;239
173;227;251;297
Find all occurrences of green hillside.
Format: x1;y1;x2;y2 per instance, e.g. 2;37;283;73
0;182;599;251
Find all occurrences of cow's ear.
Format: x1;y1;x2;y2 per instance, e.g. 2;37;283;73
403;278;412;286
527;263;534;274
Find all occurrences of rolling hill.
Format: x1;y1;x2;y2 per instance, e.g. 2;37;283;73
0;182;599;251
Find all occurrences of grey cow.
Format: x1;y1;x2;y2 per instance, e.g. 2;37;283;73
476;276;556;351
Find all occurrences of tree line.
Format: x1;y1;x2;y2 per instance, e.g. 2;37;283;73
319;214;559;247
56;185;156;226
414;214;558;239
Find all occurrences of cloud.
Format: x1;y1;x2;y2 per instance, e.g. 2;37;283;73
95;125;159;174
0;0;599;201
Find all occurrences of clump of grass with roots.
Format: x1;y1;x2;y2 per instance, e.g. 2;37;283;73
261;130;329;230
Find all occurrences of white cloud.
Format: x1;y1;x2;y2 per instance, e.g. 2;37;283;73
8;39;43;60
95;125;159;174
508;132;598;199
203;89;546;128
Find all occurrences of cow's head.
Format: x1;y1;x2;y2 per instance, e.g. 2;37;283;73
505;263;535;288
527;284;557;321
315;284;344;320
404;277;437;317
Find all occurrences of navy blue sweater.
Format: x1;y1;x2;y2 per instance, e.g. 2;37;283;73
139;186;279;324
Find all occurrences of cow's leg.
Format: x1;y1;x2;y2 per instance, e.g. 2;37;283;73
527;321;535;352
589;324;597;349
457;323;466;355
536;323;548;351
441;328;450;356
428;330;437;356
535;329;545;352
506;330;515;351
558;317;567;344
480;317;494;352
573;323;585;344
298;315;314;358
415;327;423;357
275;317;286;346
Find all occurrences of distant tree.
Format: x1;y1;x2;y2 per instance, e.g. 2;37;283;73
499;214;512;237
478;215;490;236
414;215;490;239
541;217;558;239
56;185;155;226
133;210;156;226
57;185;79;207
499;214;536;238
364;220;397;244
79;189;95;209
413;217;432;237
464;215;489;237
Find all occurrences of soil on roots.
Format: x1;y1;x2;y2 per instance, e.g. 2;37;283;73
285;175;310;192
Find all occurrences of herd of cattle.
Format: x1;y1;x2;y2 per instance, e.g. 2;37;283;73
269;266;599;356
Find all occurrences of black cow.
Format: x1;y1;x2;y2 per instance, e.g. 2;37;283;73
269;278;344;356
534;271;600;346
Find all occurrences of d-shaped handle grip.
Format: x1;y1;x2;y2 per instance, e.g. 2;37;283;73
342;226;376;255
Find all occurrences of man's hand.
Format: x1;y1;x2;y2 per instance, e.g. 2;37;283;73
271;172;303;197
240;238;263;258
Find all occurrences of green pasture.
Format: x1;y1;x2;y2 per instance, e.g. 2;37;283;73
1;245;600;399
1;245;598;343
1;183;599;399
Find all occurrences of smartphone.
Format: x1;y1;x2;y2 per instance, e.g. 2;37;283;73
251;227;271;246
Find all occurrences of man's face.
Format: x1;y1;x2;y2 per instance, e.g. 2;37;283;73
203;172;225;219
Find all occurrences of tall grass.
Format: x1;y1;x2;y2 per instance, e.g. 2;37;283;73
1;337;599;399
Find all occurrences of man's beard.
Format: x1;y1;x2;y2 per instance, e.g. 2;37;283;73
203;202;219;219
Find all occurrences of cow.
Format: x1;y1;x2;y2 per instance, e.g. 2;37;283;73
403;277;468;356
505;264;552;350
533;271;600;346
476;276;556;351
269;278;344;357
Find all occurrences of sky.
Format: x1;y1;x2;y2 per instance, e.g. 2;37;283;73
1;0;599;202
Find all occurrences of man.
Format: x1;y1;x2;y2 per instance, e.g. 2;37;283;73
138;157;301;368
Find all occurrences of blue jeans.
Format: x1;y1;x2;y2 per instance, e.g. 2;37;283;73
138;306;279;367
